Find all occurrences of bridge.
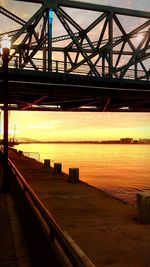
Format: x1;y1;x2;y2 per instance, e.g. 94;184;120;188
0;0;150;111
0;2;150;266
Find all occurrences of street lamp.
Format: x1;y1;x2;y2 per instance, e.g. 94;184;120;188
0;34;11;192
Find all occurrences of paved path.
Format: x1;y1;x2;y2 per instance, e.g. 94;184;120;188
0;192;17;267
0;162;32;267
9;150;150;267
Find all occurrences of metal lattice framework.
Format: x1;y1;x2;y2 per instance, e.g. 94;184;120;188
1;0;150;80
0;1;150;112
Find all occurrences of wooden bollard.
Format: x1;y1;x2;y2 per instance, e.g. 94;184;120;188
136;192;150;224
54;163;62;174
0;150;3;159
68;168;79;183
44;159;50;169
18;150;23;156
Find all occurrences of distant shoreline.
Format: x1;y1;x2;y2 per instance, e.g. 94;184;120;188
18;141;150;145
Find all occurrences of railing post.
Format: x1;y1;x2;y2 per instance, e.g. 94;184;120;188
135;63;137;79
64;52;67;73
56;60;58;73
102;53;105;77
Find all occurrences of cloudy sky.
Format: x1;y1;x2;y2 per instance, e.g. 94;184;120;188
1;0;150;32
2;0;150;11
1;0;150;141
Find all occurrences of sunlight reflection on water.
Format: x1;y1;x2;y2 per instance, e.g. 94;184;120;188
17;144;150;205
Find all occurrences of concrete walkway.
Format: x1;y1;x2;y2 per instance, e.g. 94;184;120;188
0;191;17;267
9;151;150;267
0;163;32;267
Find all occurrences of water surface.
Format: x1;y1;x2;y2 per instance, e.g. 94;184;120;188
17;143;150;205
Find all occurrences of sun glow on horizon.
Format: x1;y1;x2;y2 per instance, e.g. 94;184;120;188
0;111;150;142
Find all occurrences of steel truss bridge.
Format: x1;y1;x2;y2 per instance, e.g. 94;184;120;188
0;0;150;111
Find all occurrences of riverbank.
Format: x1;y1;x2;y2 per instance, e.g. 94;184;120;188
8;149;150;267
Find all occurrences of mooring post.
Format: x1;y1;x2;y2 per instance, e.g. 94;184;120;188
18;150;23;156
136;192;150;224
44;159;51;169
68;168;79;183
54;163;62;174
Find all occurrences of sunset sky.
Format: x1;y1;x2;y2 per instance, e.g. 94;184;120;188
0;0;150;141
0;111;149;141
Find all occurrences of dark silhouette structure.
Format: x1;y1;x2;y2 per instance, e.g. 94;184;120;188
0;1;150;111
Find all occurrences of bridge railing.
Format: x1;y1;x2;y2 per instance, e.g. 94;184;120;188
8;157;95;267
0;56;149;81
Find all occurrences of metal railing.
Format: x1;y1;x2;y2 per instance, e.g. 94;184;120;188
23;151;40;162
8;157;95;267
0;57;149;81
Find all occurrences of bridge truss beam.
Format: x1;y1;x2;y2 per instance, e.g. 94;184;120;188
0;0;149;81
0;1;150;111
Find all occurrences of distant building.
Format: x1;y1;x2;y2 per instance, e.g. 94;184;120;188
120;138;133;144
139;139;150;144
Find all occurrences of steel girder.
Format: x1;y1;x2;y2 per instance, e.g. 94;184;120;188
14;0;150;18
0;6;25;25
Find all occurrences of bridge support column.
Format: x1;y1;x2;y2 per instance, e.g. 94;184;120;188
47;8;53;72
108;14;113;78
1;35;11;192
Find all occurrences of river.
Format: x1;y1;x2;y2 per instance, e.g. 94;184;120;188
16;143;150;205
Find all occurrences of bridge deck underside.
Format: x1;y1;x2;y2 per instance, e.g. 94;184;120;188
0;69;149;112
